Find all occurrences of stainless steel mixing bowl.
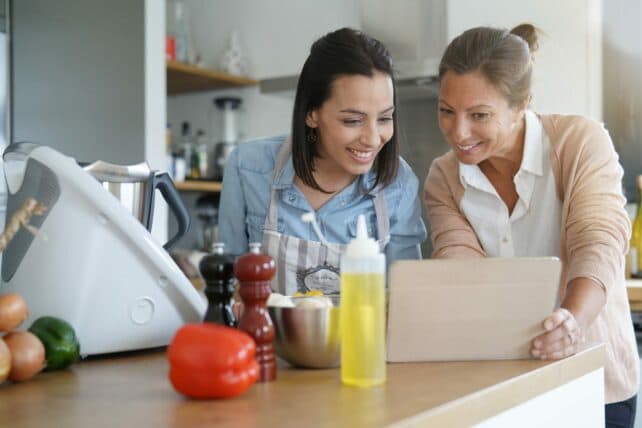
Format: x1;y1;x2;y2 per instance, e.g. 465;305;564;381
268;297;340;369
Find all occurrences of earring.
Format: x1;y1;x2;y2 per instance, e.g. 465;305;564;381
306;128;318;144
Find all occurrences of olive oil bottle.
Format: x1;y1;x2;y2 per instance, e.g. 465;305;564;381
631;175;642;277
340;215;386;387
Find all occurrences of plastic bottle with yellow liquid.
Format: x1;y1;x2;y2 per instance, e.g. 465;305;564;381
340;214;386;387
630;175;642;277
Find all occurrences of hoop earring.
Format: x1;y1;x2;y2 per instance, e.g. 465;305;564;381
306;128;318;144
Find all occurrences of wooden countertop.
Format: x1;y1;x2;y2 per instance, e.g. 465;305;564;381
0;344;604;428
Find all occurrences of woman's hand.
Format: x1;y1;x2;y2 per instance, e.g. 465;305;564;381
531;308;581;360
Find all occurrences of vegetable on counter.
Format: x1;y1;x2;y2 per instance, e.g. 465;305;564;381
3;331;45;382
0;293;28;332
28;316;80;371
167;323;259;399
0;339;10;383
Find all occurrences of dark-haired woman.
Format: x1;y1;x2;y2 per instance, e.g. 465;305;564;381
424;23;638;427
218;28;426;296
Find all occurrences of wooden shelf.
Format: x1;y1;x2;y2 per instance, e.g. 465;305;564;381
166;60;258;94
175;180;222;192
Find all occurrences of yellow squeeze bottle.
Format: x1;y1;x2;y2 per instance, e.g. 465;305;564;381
340;214;386;387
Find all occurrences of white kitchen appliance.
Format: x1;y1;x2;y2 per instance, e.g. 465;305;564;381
0;143;206;355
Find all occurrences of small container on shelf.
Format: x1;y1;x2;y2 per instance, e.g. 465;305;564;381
172;152;186;182
165;36;176;61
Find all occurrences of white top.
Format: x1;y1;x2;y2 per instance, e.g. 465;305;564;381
458;110;562;258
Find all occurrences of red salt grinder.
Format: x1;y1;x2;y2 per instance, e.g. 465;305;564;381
234;242;276;382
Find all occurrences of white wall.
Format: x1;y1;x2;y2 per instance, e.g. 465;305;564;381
168;86;293;144
10;0;169;245
603;0;642;200
11;0;147;163
169;1;603;144
146;0;169;245
177;0;360;79
167;0;361;144
446;0;602;120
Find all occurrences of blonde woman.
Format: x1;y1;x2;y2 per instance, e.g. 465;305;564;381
424;24;638;427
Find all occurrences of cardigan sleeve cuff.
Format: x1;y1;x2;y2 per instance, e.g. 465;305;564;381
566;258;617;294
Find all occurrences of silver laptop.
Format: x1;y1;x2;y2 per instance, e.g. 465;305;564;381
386;257;561;362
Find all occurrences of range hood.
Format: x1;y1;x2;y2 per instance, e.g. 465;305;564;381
259;60;440;101
392;58;440;101
260;0;445;100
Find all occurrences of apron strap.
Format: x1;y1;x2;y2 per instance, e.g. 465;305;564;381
264;138;292;232
372;188;391;247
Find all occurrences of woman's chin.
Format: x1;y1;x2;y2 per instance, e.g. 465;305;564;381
345;161;375;175
454;152;482;165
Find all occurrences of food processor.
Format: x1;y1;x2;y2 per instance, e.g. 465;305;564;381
0;143;206;355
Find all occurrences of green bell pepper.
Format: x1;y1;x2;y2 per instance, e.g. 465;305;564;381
28;316;80;370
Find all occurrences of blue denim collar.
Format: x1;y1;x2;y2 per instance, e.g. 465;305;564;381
273;153;380;197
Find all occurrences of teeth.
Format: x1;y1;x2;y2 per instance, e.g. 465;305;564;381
457;143;480;152
348;148;374;159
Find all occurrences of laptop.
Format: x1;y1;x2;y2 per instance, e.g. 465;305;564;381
386;257;561;362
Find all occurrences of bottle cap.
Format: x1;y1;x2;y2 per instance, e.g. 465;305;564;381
212;242;225;255
249;242;262;254
344;214;379;257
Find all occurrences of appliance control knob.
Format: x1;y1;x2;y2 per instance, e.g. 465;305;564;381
129;296;155;325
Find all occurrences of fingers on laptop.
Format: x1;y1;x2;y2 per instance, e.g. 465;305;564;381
531;308;581;360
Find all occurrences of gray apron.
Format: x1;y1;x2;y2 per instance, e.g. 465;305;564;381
262;140;390;296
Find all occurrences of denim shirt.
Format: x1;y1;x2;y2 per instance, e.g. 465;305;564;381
218;135;427;265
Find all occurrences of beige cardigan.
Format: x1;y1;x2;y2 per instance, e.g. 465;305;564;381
424;113;639;403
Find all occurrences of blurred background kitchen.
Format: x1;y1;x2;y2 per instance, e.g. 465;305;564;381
6;0;641;256
3;5;642;261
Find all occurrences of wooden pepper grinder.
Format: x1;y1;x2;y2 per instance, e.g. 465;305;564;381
199;242;236;327
235;242;276;382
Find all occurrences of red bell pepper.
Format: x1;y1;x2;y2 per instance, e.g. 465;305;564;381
167;323;259;399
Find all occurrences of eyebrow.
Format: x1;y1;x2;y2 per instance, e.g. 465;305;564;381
339;106;395;115
439;100;493;110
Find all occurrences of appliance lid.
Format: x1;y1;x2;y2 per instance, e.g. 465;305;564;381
83;160;151;183
3;142;44;194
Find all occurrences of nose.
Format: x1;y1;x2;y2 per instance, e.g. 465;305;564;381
451;116;471;143
361;121;383;147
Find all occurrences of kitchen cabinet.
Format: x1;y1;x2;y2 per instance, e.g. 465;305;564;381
166;60;258;95
0;344;604;427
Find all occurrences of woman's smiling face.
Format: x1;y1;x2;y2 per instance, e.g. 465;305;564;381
306;71;395;179
438;70;525;165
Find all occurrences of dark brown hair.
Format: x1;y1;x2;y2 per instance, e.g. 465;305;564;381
438;23;540;107
291;27;399;193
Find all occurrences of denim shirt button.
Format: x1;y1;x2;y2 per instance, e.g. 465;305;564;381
288;194;296;202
